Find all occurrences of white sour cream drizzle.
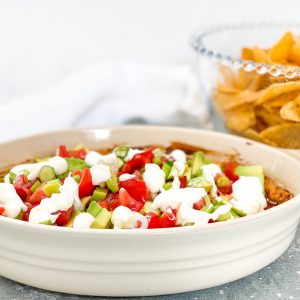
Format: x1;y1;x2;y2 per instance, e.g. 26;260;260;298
143;163;165;193
0;183;27;218
170;149;186;162
119;173;136;181
201;163;222;195
5;156;68;182
170;161;186;177
111;206;148;229
73;213;95;229
59;176;82;210
231;176;267;215
29;192;74;224
85;151;118;172
152;187;207;211
177;203;232;225
90;164;111;185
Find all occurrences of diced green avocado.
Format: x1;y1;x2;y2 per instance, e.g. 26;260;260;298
39;220;52;225
201;204;215;213
140;201;161;216
65;211;81;227
87;201;102;218
91;208;112;229
231;206;247;217
230;208;240;219
234;165;264;186
80;196;92;210
162;161;173;179
65;158;89;172
39;165;56;182
152;157;162;165
43;179;61;197
187;176;213;192
216;212;232;222
163;182;173;191
106;170;119;193
191;151;206;177
91;187;108;201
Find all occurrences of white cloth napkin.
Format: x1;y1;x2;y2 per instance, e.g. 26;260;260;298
0;62;210;142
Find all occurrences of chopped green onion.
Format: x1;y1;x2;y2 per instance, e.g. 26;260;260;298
162;161;173;179
115;146;129;159
30;181;42;193
72;175;81;183
9;172;16;183
163;182;173;191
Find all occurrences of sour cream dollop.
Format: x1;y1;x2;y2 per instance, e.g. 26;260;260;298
143;163;165;193
231;176;267;215
0;183;27;218
124;148;144;162
170;149;186;162
152;187;207;211
111;206;148;229
73;213;95;229
85;151;118;172
59;176;82;210
90;164;111;185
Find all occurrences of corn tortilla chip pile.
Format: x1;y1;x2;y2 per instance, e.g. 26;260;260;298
212;32;300;148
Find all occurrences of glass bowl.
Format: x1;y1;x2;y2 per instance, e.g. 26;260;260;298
191;22;300;149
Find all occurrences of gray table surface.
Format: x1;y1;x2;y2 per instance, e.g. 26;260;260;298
1;117;300;300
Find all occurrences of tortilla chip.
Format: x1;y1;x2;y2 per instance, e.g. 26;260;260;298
242;128;276;146
255;106;285;126
260;123;300;148
223;105;256;132
280;95;300;122
269;32;295;63
241;48;253;60
252;47;273;64
255;81;300;105
288;38;300;65
262;90;300;108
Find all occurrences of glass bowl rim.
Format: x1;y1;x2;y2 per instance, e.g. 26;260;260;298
190;22;300;79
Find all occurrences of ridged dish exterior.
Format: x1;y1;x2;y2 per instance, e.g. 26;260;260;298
0;126;299;296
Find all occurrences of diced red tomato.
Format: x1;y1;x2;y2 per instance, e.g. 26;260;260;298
193;198;206;210
22;202;38;221
121;149;154;174
78;169;95;198
99;200;109;210
58;145;87;160
28;183;47;205
118;178;147;202
160;207;177;228
223;161;239;182
133;170;141;179
145;187;152;201
53;205;74;226
104;192;119;211
13;175;36;201
146;212;161;229
0;207;5;216
180;176;187;188
208;218;215;223
118;188;144;212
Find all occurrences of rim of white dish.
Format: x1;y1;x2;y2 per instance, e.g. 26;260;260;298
0;125;300;236
190;21;300;79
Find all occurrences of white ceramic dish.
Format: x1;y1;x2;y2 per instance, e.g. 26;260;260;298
0;126;300;297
